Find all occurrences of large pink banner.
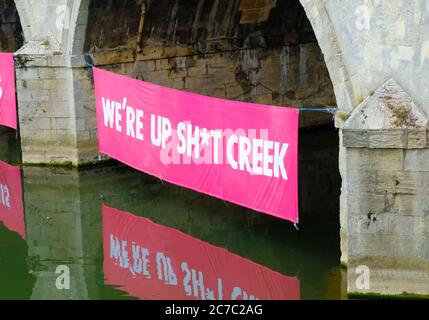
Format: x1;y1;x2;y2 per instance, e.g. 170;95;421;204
103;205;300;300
94;67;299;223
0;160;25;239
0;53;17;129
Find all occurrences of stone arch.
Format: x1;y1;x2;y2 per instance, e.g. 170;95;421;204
67;0;358;113
12;0;42;47
67;0;343;239
64;0;344;293
66;0;88;55
299;0;355;111
70;0;340;119
70;0;143;55
0;0;24;51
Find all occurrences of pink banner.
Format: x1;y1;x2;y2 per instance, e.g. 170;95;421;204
0;53;17;129
0;160;25;239
103;205;300;300
94;67;299;223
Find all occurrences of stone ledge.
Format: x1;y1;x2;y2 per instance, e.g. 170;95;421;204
343;129;427;149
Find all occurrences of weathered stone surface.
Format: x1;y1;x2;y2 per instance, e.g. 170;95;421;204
375;171;397;194
347;192;387;215
347;148;404;172
404;149;429;172
390;215;415;236
347;169;377;192
343;130;368;148
394;171;424;194
368;130;406;149
344;79;428;130
407;130;427;149
391;194;429;216
347;234;417;257
348;212;390;235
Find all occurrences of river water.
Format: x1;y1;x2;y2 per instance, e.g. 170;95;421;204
0;125;346;300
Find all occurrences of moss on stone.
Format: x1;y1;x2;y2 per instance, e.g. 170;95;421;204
336;110;350;123
22;159;118;170
78;159;118;169
348;291;429;300
23;161;76;169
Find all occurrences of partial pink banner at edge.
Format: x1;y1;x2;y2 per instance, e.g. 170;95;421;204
0;52;17;130
0;160;25;240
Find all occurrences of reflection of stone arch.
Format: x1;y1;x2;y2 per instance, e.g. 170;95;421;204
0;0;24;51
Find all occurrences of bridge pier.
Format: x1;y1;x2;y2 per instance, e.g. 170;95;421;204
339;79;429;297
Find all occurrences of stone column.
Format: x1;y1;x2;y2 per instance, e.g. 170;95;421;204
13;0;100;166
340;79;429;297
15;47;77;165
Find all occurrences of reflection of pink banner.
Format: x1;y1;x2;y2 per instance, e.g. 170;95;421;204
0;160;25;239
94;68;298;222
103;205;300;300
0;53;17;129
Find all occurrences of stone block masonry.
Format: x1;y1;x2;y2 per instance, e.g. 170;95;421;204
341;79;429;297
15;59;81;165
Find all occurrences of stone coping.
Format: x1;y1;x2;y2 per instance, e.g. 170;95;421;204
343;128;428;149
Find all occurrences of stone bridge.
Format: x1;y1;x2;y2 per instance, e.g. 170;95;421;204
1;0;429;298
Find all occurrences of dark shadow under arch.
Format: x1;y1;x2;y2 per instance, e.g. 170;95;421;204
0;0;24;52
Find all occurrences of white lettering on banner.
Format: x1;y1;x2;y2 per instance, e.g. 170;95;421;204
103;97;144;140
227;135;238;170
101;96;290;180
157;252;178;285
131;242;151;279
0;183;10;209
109;232;260;300
151;115;172;149
227;135;288;180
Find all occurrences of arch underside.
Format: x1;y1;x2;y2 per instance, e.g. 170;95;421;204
73;0;338;127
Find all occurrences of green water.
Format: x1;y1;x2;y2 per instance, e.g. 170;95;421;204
0;126;346;300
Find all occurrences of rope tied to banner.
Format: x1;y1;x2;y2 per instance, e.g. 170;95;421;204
298;107;338;112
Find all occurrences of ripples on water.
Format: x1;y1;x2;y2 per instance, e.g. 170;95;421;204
0;125;345;300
